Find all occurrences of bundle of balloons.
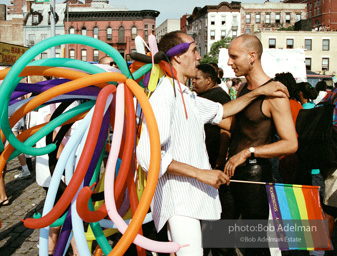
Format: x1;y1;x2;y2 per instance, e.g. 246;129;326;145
0;34;183;255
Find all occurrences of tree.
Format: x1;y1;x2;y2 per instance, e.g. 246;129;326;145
201;37;233;64
278;25;294;31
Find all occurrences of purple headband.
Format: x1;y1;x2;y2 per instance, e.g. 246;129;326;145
166;42;192;58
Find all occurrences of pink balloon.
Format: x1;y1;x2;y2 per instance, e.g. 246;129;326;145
104;83;182;253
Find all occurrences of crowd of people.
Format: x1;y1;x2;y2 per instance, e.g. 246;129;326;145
137;32;337;256
1;29;337;256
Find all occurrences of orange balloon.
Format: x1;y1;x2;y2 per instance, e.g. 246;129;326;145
23;79;120;229
107;79;160;256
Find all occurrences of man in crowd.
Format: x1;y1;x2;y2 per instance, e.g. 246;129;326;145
136;31;289;256
224;34;298;256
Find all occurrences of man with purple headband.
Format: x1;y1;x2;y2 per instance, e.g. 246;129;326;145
136;31;289;256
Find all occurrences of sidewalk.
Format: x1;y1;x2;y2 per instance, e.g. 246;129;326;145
1;157;337;256
0;157;43;255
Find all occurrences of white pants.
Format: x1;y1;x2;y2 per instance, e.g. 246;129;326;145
167;215;203;256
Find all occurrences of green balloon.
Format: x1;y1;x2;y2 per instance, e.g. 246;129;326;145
9;101;95;160
0;34;131;156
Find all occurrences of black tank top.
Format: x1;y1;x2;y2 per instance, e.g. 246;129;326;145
229;82;276;157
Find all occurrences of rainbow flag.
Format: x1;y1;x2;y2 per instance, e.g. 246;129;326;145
266;183;331;251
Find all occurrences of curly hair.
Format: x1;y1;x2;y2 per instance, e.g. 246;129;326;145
274;72;299;101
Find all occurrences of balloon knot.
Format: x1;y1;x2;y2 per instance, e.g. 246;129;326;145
89;182;96;190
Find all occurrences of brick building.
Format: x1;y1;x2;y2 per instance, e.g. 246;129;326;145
284;0;337;31
240;1;307;34
66;0;159;61
7;0;27;15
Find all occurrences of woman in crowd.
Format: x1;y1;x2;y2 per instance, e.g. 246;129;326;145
274;72;302;184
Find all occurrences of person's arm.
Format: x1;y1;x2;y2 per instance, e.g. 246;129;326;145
215;129;231;170
166;160;230;189
224;96;298;177
222;81;289;119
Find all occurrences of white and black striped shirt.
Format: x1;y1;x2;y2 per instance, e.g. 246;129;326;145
137;77;223;232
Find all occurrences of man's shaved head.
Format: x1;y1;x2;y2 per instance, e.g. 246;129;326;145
232;34;263;59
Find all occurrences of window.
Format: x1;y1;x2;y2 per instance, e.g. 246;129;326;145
55;53;60;58
93;27;99;39
69;49;75;59
256;13;261;23
245;28;251;34
69;27;75;34
269;38;276;48
131;26;137;40
296;13;301;22
118;26;125;42
82;27;86;36
41;34;47;41
210;30;215;40
144;24;148;29
305;58;311;70
33;14;39;24
107;27;112;40
144;30;148;41
93;49;99;62
305;39;312;50
221;30;226;39
41;52;48;59
322;58;329;71
286;39;294;49
275;13;281;23
210;16;215;25
29;34;35;44
232;30;237;38
266;14;271;24
81;49;87;62
286;14;291;23
221;16;226;25
233;16;237;22
323;39;330;51
246;14;251;24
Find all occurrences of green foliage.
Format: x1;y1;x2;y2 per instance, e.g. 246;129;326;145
201;37;233;64
278;25;294;31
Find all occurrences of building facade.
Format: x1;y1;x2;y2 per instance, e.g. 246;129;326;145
20;0;159;62
155;19;180;42
66;0;159;61
255;30;337;76
284;0;337;31
0;4;24;46
23;2;67;59
180;14;189;33
241;2;307;34
7;0;27;15
187;1;241;58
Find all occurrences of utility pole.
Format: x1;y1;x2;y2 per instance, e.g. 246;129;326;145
50;0;56;58
66;0;69;58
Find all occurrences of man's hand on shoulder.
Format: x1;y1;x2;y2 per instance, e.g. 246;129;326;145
255;81;289;98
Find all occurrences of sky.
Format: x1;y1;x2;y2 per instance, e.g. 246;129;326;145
3;0;281;26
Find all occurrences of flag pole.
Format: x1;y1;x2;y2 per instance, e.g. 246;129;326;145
230;179;268;185
230;179;320;189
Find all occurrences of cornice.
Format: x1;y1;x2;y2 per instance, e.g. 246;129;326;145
68;10;160;21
